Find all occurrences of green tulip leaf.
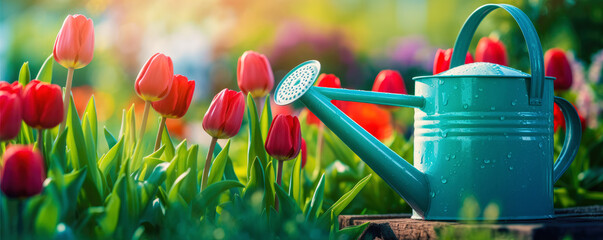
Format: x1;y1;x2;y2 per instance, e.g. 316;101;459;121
306;173;326;222
336;222;370;240
264;161;275;211
98;137;124;185
161;119;175;160
82;96;98;149
208;140;230;186
16;121;34;144
34;193;61;237
244;157;265;199
192;180;244;217
260;94;273;143
274;183;302;218
50;128;69;171
246;94;268;178
36;54;54;83
167;169;191;208
66;95;102;205
317;174;372;228
181;145;199;203
289;155;303;207
18;61;31;86
104;127;117;149
96;193;120;236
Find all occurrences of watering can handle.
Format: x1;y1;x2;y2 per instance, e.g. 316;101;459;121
553;97;582;183
449;4;544;106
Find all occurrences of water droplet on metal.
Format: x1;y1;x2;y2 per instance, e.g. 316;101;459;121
511;100;517;106
507;152;512;158
441;176;447;184
430;192;435;198
538;142;543;148
480;165;485;169
445;155;450;161
491;106;496;111
442;130;448;138
474;94;479;98
479;88;483;92
463;104;468;109
484;159;490;164
451;154;456;159
509;166;514;171
500;116;505;120
453;86;458;90
439;79;444;85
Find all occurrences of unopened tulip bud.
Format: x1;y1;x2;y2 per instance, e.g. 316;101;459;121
202;89;245;139
475;37;508;66
22;80;64;129
0;145;46;198
53;14;94;69
545;48;573;90
237;51;274;98
433;48;474;74
135;53;174;102
265;114;302;161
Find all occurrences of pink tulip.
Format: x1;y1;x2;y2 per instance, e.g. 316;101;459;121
53;14;94;69
237;51;274;98
135;53;174;102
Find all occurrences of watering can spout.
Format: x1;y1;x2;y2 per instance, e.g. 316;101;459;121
274;61;431;215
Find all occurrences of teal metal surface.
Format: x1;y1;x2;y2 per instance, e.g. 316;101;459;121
274;3;582;220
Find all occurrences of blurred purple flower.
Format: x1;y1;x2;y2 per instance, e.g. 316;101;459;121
389;35;437;72
588;49;603;83
568;52;587;92
267;22;361;87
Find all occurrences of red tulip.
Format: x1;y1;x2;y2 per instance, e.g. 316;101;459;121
202;89;245;139
265;114;302;161
0;92;22;141
545;48;573;90
306;73;343;126
0;81;22;95
135;53;174;102
237;51;274;98
342;102;393;141
553;103;585;132
433;48;474;74
301;139;307;168
475;37;508;66
22;80;64;129
151;75;195;118
0;145;46;198
53;14;94;69
372;70;407;110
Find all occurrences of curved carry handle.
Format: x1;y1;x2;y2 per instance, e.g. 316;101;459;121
553;97;582;183
450;4;545;106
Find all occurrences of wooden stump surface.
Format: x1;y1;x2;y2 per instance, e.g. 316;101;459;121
339;205;603;240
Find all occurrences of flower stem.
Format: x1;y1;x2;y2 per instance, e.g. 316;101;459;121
313;123;325;178
154;117;167;151
139;101;151;141
275;160;284;212
17;199;24;238
59;67;74;133
37;129;46;168
201;137;218;190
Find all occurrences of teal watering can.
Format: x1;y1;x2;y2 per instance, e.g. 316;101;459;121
274;4;582;220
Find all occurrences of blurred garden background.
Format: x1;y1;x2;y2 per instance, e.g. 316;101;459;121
1;0;603;218
2;0;601;139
